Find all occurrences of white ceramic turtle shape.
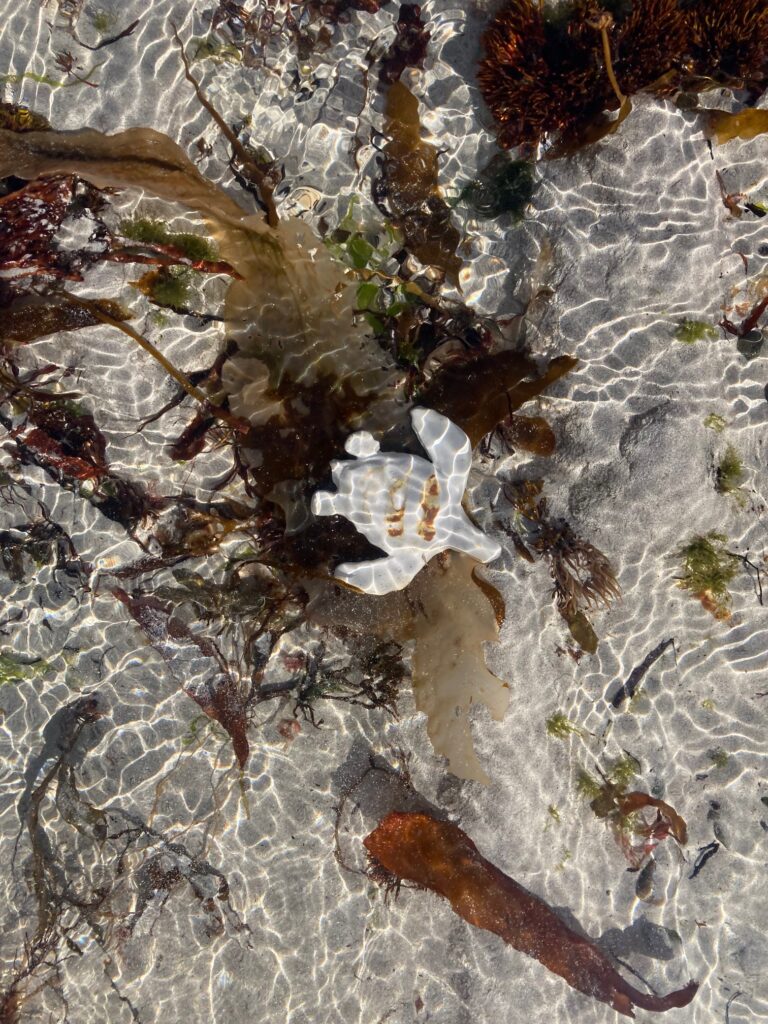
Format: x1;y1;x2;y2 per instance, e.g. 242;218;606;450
311;407;501;595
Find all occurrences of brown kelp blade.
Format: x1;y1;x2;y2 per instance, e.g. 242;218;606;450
704;108;768;144
419;350;577;447
364;812;698;1017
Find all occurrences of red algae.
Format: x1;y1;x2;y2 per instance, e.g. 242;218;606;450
364;812;698;1018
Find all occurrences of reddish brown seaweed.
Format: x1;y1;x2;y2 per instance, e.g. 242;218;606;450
364;812;698;1017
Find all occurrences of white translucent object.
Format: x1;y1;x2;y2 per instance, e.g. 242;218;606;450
311;408;502;595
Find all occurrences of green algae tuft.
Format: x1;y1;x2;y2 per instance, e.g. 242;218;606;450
676;532;740;619
715;443;747;506
546;710;581;739
674;320;718;345
119;215;219;263
704;413;727;433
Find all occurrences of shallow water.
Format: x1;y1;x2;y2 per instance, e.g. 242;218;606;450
1;3;768;1023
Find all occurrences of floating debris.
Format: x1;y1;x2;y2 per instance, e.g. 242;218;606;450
311;408;501;595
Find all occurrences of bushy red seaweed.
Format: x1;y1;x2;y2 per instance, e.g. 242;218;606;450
478;0;768;153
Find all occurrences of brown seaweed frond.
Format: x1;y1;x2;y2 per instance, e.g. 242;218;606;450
372;80;462;285
378;3;431;86
477;0;607;151
541;520;622;622
500;480;619;652
170;22;279;227
365;811;698;1016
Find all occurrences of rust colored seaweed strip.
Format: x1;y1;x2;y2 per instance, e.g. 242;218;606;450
170;22;279;229
59;292;246;433
365;812;698;1018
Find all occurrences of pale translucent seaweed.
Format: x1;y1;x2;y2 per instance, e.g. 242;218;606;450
311;408;501;596
307;551;509;784
0;127;399;411
409;554;509;784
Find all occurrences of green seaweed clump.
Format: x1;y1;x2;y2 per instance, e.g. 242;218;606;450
674;320;719;344
461;157;537;221
716;444;747;506
143;266;193;309
575;768;602;801
118;215;218;263
546;710;582;739
676;532;740;619
704;413;727;433
708;747;730;769
607;753;640;789
0;652;49;685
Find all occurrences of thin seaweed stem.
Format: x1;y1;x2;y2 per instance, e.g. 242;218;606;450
170;22;279;228
58;291;246;434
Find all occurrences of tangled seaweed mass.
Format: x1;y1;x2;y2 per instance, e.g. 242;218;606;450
478;0;768;150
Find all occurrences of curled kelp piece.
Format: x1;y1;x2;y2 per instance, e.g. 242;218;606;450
364;812;698;1017
373;81;462;286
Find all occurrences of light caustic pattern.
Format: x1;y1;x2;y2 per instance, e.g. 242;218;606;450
0;2;767;1024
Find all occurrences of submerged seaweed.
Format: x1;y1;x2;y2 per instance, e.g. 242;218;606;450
373;80;463;286
676;532;741;619
460;157;538;221
715;443;747;506
478;0;768;153
365;811;698;1016
500;479;620;652
577;756;687;869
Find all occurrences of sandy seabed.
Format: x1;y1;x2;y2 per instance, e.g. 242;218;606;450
1;2;767;1023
